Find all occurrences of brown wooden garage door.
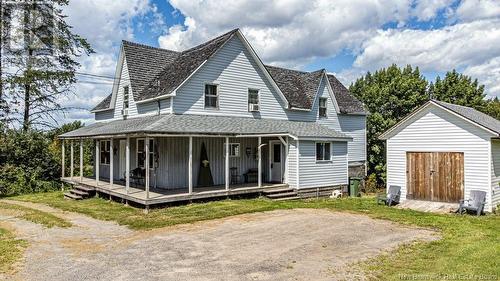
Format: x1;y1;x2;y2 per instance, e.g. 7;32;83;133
406;152;464;202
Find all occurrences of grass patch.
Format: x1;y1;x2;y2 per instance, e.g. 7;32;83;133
0;201;71;228
0;227;27;274
11;191;500;280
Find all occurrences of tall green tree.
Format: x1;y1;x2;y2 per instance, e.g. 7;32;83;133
429;69;486;109
1;0;93;130
349;64;429;184
484;97;500;120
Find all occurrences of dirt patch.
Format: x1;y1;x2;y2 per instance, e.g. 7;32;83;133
0;202;438;281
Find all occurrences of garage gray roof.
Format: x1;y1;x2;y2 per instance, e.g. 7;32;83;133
59;114;351;140
434;100;500;135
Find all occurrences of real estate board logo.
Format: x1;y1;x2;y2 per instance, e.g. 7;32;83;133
1;0;55;55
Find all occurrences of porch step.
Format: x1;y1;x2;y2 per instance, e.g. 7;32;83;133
262;187;295;195
70;189;90;197
74;185;95;193
266;192;298;199
263;186;298;201
64;192;82;200
272;196;300;201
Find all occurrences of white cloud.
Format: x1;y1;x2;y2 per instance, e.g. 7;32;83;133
159;0;413;66
354;19;500;71
464;56;500;98
455;0;500;22
411;0;454;21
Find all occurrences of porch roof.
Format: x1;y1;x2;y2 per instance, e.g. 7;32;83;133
59;114;352;140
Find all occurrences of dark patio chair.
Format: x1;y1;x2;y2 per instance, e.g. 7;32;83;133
125;167;145;187
458;190;486;216
377;185;401;206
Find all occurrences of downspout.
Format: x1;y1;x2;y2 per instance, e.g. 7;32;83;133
157;100;161;115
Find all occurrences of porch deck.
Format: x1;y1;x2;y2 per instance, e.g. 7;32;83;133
61;177;287;206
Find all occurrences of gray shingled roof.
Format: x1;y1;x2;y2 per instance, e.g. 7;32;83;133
123;40;179;100
91;93;112;111
265;65;323;110
327;74;366;114
138;29;238;101
433;100;500;135
59;114;351;140
90;29;365;115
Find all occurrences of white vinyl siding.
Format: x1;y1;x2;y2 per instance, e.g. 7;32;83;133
339;114;366;163
136;98;171;115
386;104;494;211
315;78;341;131
113;57;138;119
490;140;500;210
173;36;291;119
287;139;298;188
95;110;115;122
298;140;348;189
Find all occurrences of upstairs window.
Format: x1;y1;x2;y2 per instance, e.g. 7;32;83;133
100;140;111;165
319;97;327;118
248;89;259;112
204;84;218;109
316;142;331;161
122;86;130;116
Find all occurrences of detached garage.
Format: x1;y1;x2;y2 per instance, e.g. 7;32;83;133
380;100;500;212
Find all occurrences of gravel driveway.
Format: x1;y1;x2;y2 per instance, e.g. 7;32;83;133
0;201;437;281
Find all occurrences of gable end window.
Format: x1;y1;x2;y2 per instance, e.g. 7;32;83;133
122;86;129;116
316;142;331;161
248;89;259;111
100;140;111;165
319;97;327;118
204;84;219;109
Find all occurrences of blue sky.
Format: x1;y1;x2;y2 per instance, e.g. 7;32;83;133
61;0;500;124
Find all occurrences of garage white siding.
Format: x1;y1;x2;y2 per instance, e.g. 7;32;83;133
298;140;348;189
490;140;500;210
386;104;494;211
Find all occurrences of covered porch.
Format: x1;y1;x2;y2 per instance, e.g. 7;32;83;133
61;176;286;205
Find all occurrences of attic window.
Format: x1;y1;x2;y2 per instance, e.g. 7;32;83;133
319;97;327;118
204;84;218;109
123;86;129;110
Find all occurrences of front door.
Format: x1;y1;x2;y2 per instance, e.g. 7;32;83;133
119;140;126;180
269;141;282;183
406;152;464;202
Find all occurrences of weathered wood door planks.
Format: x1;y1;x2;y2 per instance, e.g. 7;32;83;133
406;152;464;202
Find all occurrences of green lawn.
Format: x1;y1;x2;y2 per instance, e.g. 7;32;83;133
0;201;71;228
10;191;500;280
0;227;27;274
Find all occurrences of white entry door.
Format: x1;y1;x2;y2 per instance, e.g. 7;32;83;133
119;140;126;180
269;141;282;183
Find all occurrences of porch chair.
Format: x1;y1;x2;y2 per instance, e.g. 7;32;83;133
458;190;486;216
230;167;240;185
126;167;145;187
376;185;401;206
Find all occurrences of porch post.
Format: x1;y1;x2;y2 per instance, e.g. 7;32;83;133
284;136;288;184
70;140;74;179
125;136;130;194
61;139;65;178
225;137;230;191
109;138;113;188
188;136;193;195
258;136;262;188
95;140;99;186
80;139;83;182
145;137;150;199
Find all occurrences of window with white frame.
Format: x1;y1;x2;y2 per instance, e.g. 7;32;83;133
248;89;259;111
137;138;155;168
228;143;240;157
204;84;218;109
123;86;129;111
100;140;111;165
319;97;327;118
316;142;331;161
